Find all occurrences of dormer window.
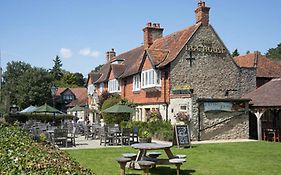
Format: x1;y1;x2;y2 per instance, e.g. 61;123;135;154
141;69;161;90
108;79;121;93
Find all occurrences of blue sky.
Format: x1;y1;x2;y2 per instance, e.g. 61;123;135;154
1;0;280;76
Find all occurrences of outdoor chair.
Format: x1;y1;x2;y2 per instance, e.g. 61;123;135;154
67;127;76;146
53;128;68;147
100;126;114;146
130;126;139;143
121;128;131;145
92;123;101;139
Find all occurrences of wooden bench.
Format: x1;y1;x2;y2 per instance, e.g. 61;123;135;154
115;157;131;175
169;158;186;175
174;154;187;159
122;153;137;160
137;160;155;175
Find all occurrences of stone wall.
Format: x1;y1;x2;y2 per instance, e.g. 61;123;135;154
170;25;255;140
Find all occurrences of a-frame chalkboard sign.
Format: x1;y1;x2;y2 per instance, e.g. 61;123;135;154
174;125;191;148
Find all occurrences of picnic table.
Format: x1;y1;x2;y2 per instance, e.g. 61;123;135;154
130;143;176;169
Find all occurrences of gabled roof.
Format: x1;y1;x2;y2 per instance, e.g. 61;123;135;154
95;62;111;83
87;72;101;84
111;64;125;78
234;53;281;78
92;23;200;82
243;78;281;107
153;24;200;67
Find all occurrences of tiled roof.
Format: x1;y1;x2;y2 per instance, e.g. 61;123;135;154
87;72;101;84
92;23;200;81
95;62;111;83
55;87;87;106
234;53;281;78
153;24;200;67
111;64;125;78
147;49;169;66
243;78;281;107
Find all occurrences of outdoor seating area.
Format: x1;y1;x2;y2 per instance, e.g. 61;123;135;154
262;128;281;142
22;120;140;148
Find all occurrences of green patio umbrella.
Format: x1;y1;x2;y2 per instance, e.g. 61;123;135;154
103;103;135;113
34;103;63;114
68;105;84;112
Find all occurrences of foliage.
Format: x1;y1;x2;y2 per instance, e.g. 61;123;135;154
101;95;130;124
98;91;111;110
2;61;53;110
266;43;281;60
0;124;95;174
4;113;73;125
147;110;162;122
92;64;104;73
122;120;173;141
174;112;190;123
67;142;281;175
56;72;85;87
231;48;240;57
49;55;63;80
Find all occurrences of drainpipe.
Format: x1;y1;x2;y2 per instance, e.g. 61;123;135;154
197;101;201;141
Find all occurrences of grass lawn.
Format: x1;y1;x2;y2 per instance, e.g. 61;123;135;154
66;141;281;175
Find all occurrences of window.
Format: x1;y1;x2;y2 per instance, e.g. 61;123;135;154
133;74;141;91
99;83;104;93
141;69;161;89
63;94;74;101
180;105;187;111
108;79;121;93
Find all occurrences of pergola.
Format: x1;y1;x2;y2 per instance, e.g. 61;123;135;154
243;78;281;140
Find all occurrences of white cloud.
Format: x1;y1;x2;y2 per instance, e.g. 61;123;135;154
59;48;72;59
79;48;100;58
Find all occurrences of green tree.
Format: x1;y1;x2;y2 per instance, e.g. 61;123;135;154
3;61;53;110
56;72;85;87
17;67;52;108
92;64;104;72
231;49;240;57
2;61;32;108
50;55;63;80
266;43;281;60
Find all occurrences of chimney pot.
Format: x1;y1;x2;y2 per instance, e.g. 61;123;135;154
195;1;210;26
143;22;164;49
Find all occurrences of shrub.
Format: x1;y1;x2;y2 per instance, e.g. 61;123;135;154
101;95;130;124
0;124;95;174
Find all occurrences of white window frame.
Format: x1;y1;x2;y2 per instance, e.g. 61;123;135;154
99;83;104;93
141;69;161;89
133;74;141;91
108;79;121;93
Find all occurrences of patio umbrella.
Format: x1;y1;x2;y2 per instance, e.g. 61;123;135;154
20;105;37;113
34;103;63;114
103;103;135;113
68;105;84;112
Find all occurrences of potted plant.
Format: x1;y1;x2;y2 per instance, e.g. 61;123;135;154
139;129;152;143
175;112;190;124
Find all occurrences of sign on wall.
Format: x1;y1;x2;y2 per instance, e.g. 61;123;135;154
204;102;232;112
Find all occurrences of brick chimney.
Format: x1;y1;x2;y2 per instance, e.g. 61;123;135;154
143;22;164;49
195;1;210;26
106;48;116;62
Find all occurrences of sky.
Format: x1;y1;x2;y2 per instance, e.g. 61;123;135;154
1;0;281;77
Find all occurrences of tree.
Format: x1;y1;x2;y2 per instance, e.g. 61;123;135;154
231;49;240;57
50;55;63;80
2;61;53;110
246;50;250;54
56;72;85;87
92;64;104;73
266;43;281;60
17;67;53;108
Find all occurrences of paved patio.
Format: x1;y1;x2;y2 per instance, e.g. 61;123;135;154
61;135;256;150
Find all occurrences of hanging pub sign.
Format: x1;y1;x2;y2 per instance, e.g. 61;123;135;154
204;102;232;112
174;125;191;148
172;84;193;95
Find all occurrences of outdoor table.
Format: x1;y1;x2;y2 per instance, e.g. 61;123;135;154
130;143;176;169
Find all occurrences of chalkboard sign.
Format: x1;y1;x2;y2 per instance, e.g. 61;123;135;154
174;125;191;148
